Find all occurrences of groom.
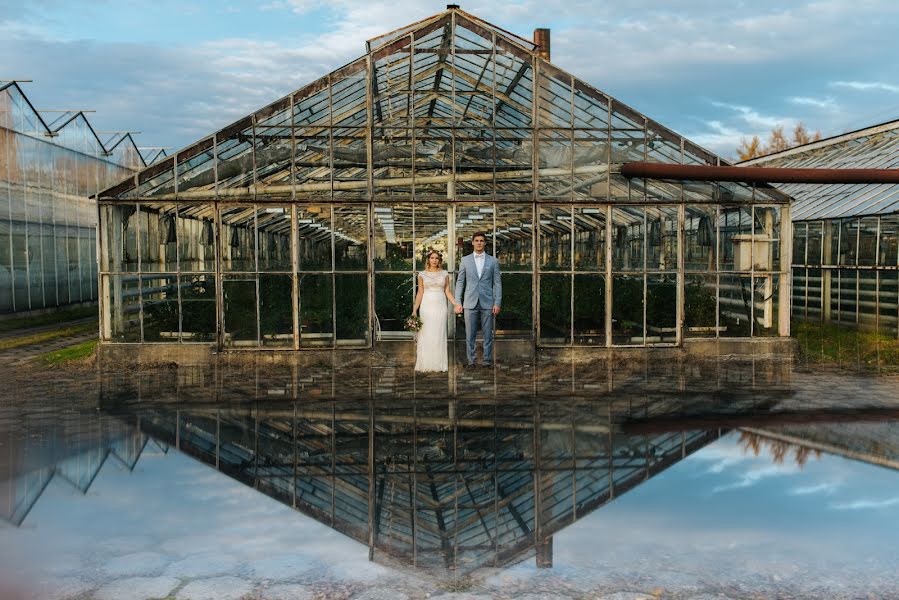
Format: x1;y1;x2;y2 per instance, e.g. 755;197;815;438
454;232;502;367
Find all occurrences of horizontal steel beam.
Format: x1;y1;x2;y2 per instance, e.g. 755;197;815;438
621;162;899;184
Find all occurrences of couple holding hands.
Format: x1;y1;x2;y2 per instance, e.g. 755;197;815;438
412;232;502;373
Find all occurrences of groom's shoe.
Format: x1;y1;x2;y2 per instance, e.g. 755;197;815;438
465;362;477;369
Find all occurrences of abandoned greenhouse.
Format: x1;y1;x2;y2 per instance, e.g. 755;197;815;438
0;81;163;314
96;6;793;352
745;121;899;338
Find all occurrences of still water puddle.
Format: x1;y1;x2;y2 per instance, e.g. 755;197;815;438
1;359;899;599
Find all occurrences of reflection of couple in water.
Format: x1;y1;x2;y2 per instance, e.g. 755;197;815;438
412;232;502;373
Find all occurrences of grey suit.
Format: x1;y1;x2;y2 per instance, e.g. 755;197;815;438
454;253;502;365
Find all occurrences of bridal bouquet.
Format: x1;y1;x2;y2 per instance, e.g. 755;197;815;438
404;315;423;333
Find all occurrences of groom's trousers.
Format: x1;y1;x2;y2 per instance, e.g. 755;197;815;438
464;302;495;365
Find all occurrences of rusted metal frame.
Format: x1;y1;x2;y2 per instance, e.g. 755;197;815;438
779;203;793;336
370;55;385;126
415;91;494;129
102;166;146;199
411;397;418;565
532;400;543;552
407;48;494;55
456;10;537;55
423;460;454;567
290;93;300;351
426;22;453;125
567;74;576;345
488;55;532;127
490;33;498;204
622;162;899;186
248;118;261;346
627;406;899;433
449;9;458;205
460;53;493;120
742;427;899;471
409;32;417;222
603;99;614;347
640;121;650;347
366;11;449;58
532;52;540;346
371;471;387;549
327;76;337;347
330;402;337;523
365;60;377;349
676;139;686;346
366;11;444;51
874;216;882;332
371;15;449;63
495;479;531;537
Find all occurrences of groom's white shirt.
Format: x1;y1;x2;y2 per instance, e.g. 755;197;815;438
474;251;485;278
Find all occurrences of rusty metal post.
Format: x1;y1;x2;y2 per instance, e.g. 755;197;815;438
621;162;899;184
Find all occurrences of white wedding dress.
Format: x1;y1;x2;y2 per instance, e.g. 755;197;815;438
414;270;448;372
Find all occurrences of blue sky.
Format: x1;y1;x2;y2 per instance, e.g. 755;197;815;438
4;1;899;159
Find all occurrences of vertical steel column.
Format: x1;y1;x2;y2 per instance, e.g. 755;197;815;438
532;399;542;562
292;403;298;508
532;54;540;345
367;398;376;561
450;11;457;204
328;75;337;350
605;97;614;347
874;216;881;333
780;204;792;336
568;75;576;346
213;134;225;350
290;93;300;351
366;54;377;348
855;217;861;326
713;161;722;336
676;138;686;346
3;124;16;312
251;116;261;346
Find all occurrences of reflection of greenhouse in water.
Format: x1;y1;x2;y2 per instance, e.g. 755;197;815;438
745;122;899;338
3;395;731;571
0;82;163;314
97;7;792;351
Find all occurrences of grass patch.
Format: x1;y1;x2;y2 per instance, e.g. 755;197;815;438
0;323;96;351
794;321;899;368
36;338;98;367
0;305;96;334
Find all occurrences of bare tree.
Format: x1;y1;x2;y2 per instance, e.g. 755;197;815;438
736;122;822;161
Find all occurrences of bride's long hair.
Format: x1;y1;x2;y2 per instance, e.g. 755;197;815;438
423;249;443;272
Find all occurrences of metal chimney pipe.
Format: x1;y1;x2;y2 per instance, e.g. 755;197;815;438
534;28;551;61
620;161;899;184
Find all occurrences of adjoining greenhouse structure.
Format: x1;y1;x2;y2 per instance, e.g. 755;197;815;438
96;6;793;353
0;81;164;314
744;121;899;338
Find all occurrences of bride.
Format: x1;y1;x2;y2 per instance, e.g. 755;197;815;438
413;250;455;372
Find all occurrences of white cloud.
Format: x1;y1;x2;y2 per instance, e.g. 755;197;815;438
711;463;799;493
788;96;839;111
831;496;899;511
788;482;840;496
710;100;792;130
831;80;899;94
